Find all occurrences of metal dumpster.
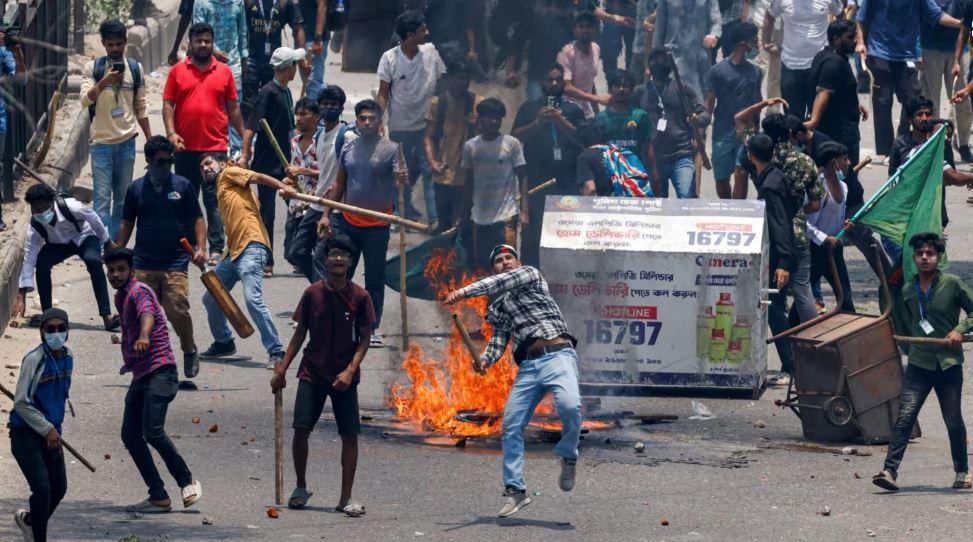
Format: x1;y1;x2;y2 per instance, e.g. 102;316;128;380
771;248;911;444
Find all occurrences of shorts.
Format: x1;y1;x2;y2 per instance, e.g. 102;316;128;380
711;138;744;180
292;379;361;435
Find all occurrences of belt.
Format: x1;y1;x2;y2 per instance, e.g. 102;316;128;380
525;342;572;361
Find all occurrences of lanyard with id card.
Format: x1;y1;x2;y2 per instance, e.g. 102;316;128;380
915;277;938;335
650;82;666;133
258;0;279;56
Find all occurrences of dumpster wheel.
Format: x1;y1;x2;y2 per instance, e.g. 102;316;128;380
824;396;854;426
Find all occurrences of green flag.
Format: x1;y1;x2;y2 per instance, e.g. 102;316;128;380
856;126;945;281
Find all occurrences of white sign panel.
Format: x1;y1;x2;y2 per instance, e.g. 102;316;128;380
540;196;769;391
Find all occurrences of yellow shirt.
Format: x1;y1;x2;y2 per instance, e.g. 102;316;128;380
80;58;148;145
216;166;271;260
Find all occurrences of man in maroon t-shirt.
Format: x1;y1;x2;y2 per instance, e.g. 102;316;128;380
271;233;374;516
162;22;245;265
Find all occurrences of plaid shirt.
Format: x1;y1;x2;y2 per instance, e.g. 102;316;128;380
290;131;320;212
459;266;575;367
115;278;175;381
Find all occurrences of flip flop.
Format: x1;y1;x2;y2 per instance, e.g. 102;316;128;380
337;502;366;517
288;487;313;509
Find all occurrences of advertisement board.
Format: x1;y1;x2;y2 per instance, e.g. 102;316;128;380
540;196;769;393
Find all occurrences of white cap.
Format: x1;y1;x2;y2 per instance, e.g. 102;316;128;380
270;47;306;68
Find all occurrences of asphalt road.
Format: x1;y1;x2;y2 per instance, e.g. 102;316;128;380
4;42;973;542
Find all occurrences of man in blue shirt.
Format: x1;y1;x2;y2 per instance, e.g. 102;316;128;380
116;136;207;379
922;0;972;163
0;30;24;231
10;308;73;542
855;0;961;157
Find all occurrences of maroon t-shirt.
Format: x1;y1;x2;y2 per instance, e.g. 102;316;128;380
293;281;375;387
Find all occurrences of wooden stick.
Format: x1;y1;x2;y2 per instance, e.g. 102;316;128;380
451;314;478;363
259;118;304;194
398;179;409;352
288;192;430;232
14;157;47;183
854;156;872;173
0;382;96;473
527;178;557;196
894;333;973;346
274;388;284;506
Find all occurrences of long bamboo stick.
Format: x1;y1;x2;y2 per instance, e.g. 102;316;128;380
288;192;430;232
259;118;304;194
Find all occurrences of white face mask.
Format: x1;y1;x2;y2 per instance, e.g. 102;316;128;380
44;331;68;350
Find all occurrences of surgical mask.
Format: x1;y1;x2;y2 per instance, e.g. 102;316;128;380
836;168;846;183
44;331;67;350
746;47;759;60
33;209;55;224
148;161;172;182
323;107;342;122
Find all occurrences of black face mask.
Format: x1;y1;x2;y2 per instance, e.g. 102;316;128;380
916;120;933;133
650;64;671;80
148;160;172;183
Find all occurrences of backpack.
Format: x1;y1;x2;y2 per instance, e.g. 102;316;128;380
89;57;142;120
596;145;653;198
314;121;356;159
30;194;82;241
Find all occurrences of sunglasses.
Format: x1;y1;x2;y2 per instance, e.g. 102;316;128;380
43;324;68;333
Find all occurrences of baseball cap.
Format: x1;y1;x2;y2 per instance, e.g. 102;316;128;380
270;47;306;68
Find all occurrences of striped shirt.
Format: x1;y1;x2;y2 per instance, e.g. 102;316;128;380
459;266;576;367
115;278;175;381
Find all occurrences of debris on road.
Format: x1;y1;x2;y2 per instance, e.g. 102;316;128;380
111;334;121;344
104;454;111;460
866;529;876;537
192;416;200;424
754;420;767;428
634;441;646;453
202;516;214;525
266;507;279;518
690;401;714;420
661;518;670;526
818;505;832;516
208;424;219;433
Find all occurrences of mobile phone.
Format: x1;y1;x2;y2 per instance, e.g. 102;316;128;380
112;61;125;74
546;96;558;108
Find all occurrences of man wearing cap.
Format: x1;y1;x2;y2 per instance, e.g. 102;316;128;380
444;244;582;518
241;46;304;276
10;308;73;541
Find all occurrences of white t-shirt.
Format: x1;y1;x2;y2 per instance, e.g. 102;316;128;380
377;43;446;132
806;174;847;245
460;135;526;226
768;0;843;70
313;122;359;213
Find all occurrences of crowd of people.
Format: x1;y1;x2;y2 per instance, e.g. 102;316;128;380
9;0;973;539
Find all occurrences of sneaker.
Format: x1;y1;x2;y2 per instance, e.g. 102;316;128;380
267;351;284;370
961;145;973;164
14;509;32;541
498;488;531;517
872;470;899;492
558;457;577;492
183;349;199;378
815;300;826;314
953;472;972;489
200;340;236;359
370;333;385;348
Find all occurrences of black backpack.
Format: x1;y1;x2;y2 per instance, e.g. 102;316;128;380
30;194;82;241
89;57;143;120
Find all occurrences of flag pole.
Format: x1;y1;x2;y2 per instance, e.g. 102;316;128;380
836;126;946;239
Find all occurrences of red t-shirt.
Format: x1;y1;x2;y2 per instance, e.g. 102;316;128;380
162;58;238;152
293;281;375;387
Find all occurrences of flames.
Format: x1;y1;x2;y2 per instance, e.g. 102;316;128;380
389;249;552;436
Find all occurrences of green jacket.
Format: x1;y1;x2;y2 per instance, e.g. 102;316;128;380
892;272;973;370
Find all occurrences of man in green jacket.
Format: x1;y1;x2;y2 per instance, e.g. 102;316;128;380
874;232;973;492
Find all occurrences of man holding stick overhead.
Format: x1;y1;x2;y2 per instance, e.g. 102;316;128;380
444;245;581;518
197;152;295;368
271;233;374;516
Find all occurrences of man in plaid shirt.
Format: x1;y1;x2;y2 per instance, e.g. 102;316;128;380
105;248;202;514
445;244;581;518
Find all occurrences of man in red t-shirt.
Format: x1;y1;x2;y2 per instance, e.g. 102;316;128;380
270;233;374;517
162;22;245;265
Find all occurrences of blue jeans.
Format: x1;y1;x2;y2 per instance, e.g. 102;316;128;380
332;213;391;329
655;156;696;198
502;348;582;491
202;242;283;355
90;137;136;238
389;129;435;222
228;67;243;155
305;45;328;101
768;248;815;374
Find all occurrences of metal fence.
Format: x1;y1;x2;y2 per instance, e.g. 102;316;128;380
1;0;70;202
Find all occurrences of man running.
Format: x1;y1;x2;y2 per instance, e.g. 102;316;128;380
444;244;581;517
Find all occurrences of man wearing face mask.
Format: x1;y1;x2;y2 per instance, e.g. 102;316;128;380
807;141;855;312
116;136;208;379
12;184;118;331
10;308;73;542
512;64;583;266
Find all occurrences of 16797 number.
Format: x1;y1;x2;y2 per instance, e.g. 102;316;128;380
686;231;755;246
583;319;661;345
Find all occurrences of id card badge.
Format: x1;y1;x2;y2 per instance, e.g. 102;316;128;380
110;107;125;119
906;60;916;69
919;319;935;335
553;145;562;161
265;41;272;56
657;118;668;132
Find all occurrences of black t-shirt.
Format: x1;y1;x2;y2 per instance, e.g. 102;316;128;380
178;0;194;16
245;0;304;66
512;97;585;193
246;80;294;177
804;130;833;164
707;58;763;142
809;46;860;144
576;146;612;196
122;174;203;271
523;0;599;79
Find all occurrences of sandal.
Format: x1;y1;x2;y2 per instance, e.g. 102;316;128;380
288;487;313;509
207;252;222;267
337;502;366;517
124;499;172;514
181;480;202;508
